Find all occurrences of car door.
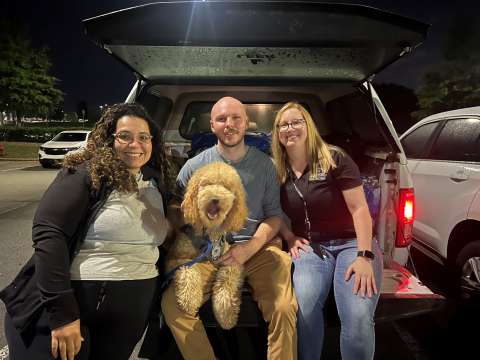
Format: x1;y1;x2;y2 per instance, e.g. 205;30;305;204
409;117;480;258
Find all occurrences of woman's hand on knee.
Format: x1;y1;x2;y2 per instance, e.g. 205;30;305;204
51;319;84;360
345;257;378;298
285;234;310;259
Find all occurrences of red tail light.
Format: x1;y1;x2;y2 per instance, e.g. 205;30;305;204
396;188;415;247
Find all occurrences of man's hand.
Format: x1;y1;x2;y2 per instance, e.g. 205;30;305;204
220;242;256;266
344;257;378;298
51;319;84;360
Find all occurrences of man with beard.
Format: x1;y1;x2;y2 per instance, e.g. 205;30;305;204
161;96;298;360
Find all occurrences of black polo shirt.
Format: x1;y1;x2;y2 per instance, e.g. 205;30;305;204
280;150;362;243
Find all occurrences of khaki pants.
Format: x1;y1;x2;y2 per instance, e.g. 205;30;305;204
161;238;298;360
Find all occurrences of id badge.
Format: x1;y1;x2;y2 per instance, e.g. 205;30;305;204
311;169;327;181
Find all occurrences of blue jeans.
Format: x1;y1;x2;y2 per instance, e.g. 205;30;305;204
293;238;383;360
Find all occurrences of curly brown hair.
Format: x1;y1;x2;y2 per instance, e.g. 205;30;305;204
64;103;175;193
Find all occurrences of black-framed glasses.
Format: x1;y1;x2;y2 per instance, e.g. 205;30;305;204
278;119;305;132
113;131;153;144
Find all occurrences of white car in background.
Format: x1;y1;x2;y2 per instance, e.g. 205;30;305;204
38;130;91;168
400;106;480;298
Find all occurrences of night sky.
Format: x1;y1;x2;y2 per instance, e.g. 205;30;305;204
1;0;473;112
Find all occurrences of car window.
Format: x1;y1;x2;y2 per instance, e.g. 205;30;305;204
135;93;172;129
326;91;386;146
52;132;88;142
401;122;439;158
179;102;284;139
429;118;480;162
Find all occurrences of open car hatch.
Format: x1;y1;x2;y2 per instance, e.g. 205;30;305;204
83;1;429;84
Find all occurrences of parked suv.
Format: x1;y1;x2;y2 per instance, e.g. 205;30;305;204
84;1;441;357
38;130;91;168
400;106;480;298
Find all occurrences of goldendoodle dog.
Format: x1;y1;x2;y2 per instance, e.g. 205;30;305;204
166;161;248;329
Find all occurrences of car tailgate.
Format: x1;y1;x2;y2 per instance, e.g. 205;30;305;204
376;260;445;322
83;1;429;84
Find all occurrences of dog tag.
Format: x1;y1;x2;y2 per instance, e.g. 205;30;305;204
211;235;226;262
211;243;223;262
212;241;223;261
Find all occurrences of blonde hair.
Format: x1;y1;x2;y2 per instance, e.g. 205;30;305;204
271;102;337;184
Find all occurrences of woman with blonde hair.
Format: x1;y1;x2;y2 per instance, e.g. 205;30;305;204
272;102;382;360
1;103;174;360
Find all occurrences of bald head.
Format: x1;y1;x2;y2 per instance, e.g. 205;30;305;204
210;96;249;149
211;97;247;119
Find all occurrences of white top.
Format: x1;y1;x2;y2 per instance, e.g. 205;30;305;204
70;177;168;280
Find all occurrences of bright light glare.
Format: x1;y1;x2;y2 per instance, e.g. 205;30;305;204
404;199;414;221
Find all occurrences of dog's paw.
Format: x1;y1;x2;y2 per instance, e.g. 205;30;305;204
174;266;203;315
212;266;244;330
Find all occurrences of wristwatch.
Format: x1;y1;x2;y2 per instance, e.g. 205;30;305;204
357;250;375;260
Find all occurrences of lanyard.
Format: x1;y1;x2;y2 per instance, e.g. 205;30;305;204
291;180;312;242
290;174;328;260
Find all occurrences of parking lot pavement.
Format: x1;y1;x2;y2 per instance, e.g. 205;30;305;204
0;160;39;172
402;248;480;359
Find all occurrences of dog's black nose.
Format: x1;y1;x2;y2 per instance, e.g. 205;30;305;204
211;199;219;205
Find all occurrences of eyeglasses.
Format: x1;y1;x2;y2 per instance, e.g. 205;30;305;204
113;131;153;144
277;119;305;132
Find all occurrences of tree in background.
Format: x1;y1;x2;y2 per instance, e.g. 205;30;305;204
51;105;65;121
65;112;79;123
0;18;63;125
76;100;88;122
415;14;480;119
374;83;419;135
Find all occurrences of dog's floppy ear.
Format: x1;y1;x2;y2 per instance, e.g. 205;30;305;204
222;177;249;232
181;174;203;233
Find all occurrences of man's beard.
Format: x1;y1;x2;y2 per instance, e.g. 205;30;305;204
217;129;244;148
218;136;243;148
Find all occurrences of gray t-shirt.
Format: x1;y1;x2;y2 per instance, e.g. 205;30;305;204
70;177;168;280
177;145;282;239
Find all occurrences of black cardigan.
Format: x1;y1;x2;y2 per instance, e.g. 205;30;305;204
0;163;169;340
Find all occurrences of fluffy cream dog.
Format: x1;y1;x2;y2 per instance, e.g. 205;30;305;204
166;161;248;329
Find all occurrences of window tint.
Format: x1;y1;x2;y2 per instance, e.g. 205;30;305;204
326;91;386;147
52;132;88;142
179;102;285;139
401;122;439;158
430;118;480;162
135;94;172;129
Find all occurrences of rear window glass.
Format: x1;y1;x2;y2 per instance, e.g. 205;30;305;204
429;118;480;162
179;102;284;139
52;132;88;142
401;122;439;159
326;91;389;145
135;92;172;129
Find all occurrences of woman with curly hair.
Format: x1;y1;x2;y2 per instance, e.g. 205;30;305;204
1;103;174;360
